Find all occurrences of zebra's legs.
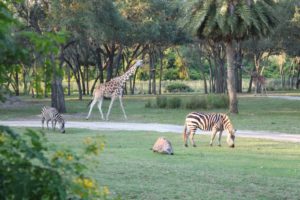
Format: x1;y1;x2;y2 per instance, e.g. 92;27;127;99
42;117;45;129
86;98;98;120
97;97;104;120
210;129;218;146
218;131;223;146
51;120;55;130
53;120;57;131
118;96;127;120
46;119;51;130
183;124;189;147
190;130;196;147
106;96;116;121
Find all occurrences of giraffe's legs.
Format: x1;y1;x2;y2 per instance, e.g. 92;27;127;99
262;85;267;95
106;96;116;121
118;96;127;120
97;97;105;120
86;98;98;120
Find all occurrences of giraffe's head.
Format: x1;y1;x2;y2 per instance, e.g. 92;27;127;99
135;59;143;67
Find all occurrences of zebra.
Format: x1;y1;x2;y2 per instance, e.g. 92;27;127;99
41;106;65;133
183;112;235;148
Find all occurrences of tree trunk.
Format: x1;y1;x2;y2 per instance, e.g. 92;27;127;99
67;67;71;96
296;65;300;89
86;65;89;95
96;48;104;84
15;69;19;96
22;64;28;95
159;48;163;95
208;58;214;93
203;73;208;94
151;52;156;95
234;41;243;93
51;54;66;113
105;44;116;82
148;52;152;94
225;41;238;114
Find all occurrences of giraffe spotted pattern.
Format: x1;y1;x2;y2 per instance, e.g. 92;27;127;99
86;60;143;120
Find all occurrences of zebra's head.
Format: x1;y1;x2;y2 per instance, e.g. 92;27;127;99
226;128;236;148
60;120;65;133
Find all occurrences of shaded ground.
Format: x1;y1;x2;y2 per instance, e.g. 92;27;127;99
1;120;300;143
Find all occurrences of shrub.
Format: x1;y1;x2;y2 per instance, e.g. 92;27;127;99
156;96;168;108
165;83;193;93
185;96;207;109
206;94;229;109
145;99;153;108
167;97;182;109
0;126;108;200
145;94;229;110
163;68;179;80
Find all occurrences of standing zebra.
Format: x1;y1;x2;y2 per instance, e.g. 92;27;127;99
183;112;235;148
41;106;65;133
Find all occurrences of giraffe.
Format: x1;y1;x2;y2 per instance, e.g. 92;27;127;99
86;60;143;120
250;71;267;95
241;66;267;95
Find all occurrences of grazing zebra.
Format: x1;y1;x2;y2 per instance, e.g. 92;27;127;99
183;112;235;148
41;106;65;133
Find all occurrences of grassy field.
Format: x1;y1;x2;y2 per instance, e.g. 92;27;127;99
12;127;300;200
3;93;300;199
1;93;300;134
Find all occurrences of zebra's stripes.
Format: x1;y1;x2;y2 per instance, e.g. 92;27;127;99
183;112;235;148
41;106;65;133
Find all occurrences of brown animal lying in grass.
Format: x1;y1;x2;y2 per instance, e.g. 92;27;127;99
151;137;174;155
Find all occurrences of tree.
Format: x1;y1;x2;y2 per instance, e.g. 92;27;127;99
183;0;279;113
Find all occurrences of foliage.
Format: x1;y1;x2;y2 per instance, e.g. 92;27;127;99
148;94;228;110
156;96;168;108
185;95;208;109
0;126;108;200
165;83;194;93
185;94;229;109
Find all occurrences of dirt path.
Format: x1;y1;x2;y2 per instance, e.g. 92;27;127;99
1;120;300;143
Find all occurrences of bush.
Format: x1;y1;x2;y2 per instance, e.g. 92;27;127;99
167;97;182;109
145;99;152;108
145;94;228;110
206;94;229;109
185;95;229;110
156;96;168;108
0;126;108;200
165;83;193;93
185;96;207;109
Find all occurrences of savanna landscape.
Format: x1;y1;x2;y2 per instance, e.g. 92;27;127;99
1;0;300;200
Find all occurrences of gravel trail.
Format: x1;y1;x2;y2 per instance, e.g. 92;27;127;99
1;120;300;143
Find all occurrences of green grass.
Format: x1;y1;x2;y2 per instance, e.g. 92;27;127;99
1;94;300;134
14;128;300;200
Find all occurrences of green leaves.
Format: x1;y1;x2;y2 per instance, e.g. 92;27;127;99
0;126;107;199
183;0;279;41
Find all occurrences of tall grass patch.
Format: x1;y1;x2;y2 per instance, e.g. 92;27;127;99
146;94;228;110
165;83;194;93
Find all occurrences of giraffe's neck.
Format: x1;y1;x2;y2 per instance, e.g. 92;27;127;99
117;63;140;85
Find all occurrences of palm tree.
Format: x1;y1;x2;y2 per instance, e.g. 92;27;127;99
184;0;279;113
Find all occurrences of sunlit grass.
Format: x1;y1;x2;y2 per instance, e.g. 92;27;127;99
1;93;300;134
13;128;300;200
